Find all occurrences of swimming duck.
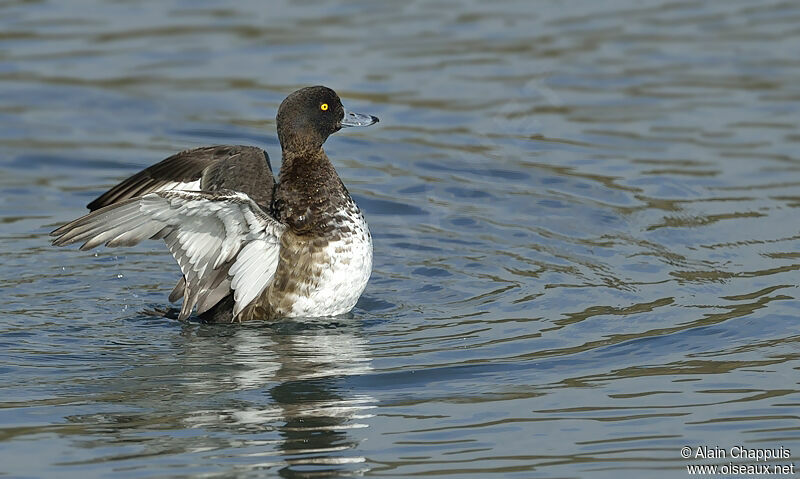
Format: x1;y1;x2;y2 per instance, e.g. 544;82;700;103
51;86;379;322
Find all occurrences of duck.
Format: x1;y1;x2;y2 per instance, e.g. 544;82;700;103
51;86;379;323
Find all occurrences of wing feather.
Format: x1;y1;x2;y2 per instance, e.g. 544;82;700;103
53;190;286;320
229;238;282;317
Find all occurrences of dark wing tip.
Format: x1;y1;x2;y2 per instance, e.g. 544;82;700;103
50;223;71;241
86;197;104;212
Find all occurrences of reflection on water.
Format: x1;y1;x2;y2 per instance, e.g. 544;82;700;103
1;0;800;477
55;321;375;477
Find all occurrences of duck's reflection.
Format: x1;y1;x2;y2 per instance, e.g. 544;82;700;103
177;318;374;477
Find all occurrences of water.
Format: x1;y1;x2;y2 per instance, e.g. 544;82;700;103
2;0;799;477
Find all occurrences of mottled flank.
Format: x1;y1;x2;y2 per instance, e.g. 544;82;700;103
240;206;372;321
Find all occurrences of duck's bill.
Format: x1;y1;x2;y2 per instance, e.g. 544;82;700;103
342;108;379;128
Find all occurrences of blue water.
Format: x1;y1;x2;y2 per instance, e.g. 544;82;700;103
2;0;800;477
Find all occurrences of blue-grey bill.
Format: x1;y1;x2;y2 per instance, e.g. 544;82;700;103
342;108;379;127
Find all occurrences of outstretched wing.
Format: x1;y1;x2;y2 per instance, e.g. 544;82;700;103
52;190;286;321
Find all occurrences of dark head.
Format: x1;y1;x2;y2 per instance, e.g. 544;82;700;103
276;86;378;154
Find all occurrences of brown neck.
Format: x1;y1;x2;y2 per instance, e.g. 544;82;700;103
278;145;325;179
274;148;349;235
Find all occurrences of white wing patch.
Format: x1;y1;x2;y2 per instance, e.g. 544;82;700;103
229;239;281;317
153;179;202;193
52;190;285;320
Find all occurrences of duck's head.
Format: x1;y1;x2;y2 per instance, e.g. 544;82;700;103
276;85;378;153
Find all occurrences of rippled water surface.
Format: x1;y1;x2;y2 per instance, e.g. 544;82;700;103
2;0;800;477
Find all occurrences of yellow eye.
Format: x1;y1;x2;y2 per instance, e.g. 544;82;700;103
320;103;329;111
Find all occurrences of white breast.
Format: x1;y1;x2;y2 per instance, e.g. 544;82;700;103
283;211;373;317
